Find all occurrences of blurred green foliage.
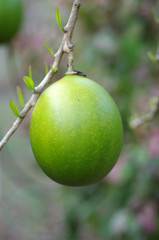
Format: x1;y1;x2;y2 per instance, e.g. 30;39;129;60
0;0;159;240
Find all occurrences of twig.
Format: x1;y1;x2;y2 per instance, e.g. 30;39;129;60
130;97;159;129
0;0;81;151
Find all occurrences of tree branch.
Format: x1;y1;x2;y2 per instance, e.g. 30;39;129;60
0;0;81;151
130;97;159;129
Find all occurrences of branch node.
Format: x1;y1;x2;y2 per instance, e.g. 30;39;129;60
75;0;81;8
63;41;72;53
33;88;39;94
68;42;74;49
63;26;68;32
19;114;25;119
65;70;87;77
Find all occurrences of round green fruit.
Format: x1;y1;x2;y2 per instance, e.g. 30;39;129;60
0;0;23;44
30;75;123;186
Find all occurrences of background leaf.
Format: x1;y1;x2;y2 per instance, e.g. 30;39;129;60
149;96;158;108
16;86;24;108
147;51;157;63
9;99;20;117
152;8;159;24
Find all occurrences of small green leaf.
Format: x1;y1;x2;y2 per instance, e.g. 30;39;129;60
16;86;24;108
152;8;159;24
147;51;157;63
44;42;54;57
9;99;20;117
53;65;57;73
55;8;64;32
29;65;32;79
50;65;57;73
44;61;49;74
23;76;34;91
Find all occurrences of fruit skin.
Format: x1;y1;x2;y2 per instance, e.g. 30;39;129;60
0;0;23;44
30;75;123;186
